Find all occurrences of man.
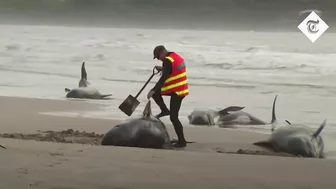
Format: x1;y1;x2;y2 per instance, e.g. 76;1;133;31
147;45;189;148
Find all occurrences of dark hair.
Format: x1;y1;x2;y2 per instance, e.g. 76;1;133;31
153;45;166;59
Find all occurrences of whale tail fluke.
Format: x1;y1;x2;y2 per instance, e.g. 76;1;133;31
217;106;245;116
253;100;278;150
78;62;90;87
312;119;327;139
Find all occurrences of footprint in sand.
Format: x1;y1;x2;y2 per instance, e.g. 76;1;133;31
29;181;43;187
16;167;28;174
47;152;69;167
16;167;28;178
49;152;64;156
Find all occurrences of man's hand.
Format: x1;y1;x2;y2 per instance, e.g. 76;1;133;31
154;65;163;72
147;90;155;99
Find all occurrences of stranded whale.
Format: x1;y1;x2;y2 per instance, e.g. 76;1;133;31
253;95;326;158
188;106;245;126
188;97;276;127
101;100;172;149
65;62;112;99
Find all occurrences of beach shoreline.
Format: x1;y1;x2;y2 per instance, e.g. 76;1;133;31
1;96;336;188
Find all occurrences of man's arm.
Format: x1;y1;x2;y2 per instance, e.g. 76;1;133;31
151;59;172;92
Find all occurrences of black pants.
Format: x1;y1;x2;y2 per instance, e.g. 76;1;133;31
152;91;186;143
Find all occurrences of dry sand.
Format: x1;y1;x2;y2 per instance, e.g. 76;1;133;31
0;96;336;189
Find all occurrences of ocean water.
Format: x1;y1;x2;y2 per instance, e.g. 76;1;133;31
1;24;336;157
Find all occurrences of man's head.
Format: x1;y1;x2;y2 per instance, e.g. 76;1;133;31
153;45;168;61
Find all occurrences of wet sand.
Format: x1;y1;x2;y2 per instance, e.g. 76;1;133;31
0;96;336;188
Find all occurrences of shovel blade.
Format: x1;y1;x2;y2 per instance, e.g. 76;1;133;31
118;95;140;116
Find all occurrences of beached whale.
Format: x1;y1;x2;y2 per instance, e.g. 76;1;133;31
217;109;268;128
188;97;275;127
65;62;112;99
101;100;172;149
253;95;326;158
188;106;245;126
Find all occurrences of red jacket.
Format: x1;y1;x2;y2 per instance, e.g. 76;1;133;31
161;52;189;96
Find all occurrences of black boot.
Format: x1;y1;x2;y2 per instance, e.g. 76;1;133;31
172;125;187;148
155;111;170;119
172;140;186;148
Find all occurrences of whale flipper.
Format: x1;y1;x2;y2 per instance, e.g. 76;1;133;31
285;120;291;125
0;144;6;149
253;140;272;149
253;140;282;152
99;94;113;99
65;88;71;92
217;106;245;115
312;119;327;139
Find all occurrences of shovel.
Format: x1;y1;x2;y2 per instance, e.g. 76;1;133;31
119;67;160;116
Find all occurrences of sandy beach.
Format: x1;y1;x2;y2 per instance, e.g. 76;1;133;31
0;0;335;187
0;96;335;189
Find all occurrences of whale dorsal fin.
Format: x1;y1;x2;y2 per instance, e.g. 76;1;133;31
142;100;152;118
271;95;278;124
217;106;245;115
81;62;87;80
312;119;327;138
271;95;278;132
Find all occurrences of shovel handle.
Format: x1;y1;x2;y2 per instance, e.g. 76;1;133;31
134;66;160;99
